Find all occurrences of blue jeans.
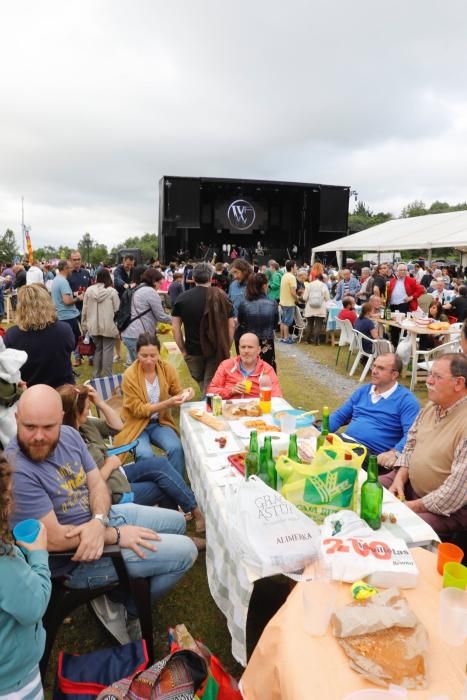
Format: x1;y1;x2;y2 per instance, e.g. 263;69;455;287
65;504;197;606
135;422;185;477
122;337;137;363
123;456;196;512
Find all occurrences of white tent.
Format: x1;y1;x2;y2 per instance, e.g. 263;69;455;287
312;210;467;267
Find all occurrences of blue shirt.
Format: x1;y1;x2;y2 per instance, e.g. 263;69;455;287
228;280;247;316
51;274;80;320
329;384;420;454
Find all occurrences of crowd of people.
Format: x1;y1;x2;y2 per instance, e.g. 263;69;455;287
0;250;466;698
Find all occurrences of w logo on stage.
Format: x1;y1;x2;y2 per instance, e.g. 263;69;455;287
227;199;256;230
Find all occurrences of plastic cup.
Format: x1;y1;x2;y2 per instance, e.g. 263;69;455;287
443;562;467;590
302;561;337;636
437;542;464;575
438;587;467;646
12;519;41;551
280;412;296;434
243;379;252;394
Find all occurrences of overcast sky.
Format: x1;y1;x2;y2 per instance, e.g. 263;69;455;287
1;0;467;252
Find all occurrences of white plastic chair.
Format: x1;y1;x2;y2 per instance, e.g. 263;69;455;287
349;330;392;382
335;318;357;370
291;306;307;343
410;338;462;391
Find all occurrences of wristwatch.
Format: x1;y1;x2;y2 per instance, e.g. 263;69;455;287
92;514;110;528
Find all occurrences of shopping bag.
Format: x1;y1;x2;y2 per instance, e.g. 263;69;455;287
168;624;242;700
276;434;366;524
53;640;148;700
320;510;419;588
224;476;320;578
97;649;207;700
77;334;96;356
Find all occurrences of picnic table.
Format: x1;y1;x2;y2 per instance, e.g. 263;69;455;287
180;398;440;666
376;318;461;390
240;547;466;699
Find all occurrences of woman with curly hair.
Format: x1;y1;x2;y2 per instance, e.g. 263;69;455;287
4;283;75;387
0;454;51;697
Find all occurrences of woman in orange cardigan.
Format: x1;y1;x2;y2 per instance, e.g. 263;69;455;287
113;332;194;475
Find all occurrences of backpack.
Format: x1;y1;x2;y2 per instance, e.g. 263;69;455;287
114;284;150;333
307;283;323;308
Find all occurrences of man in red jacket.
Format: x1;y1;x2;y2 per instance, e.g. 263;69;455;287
387;263;423;345
207;333;282;399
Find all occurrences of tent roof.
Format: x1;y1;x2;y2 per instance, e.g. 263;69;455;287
312;210;467;254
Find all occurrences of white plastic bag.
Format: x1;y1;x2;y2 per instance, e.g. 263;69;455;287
224;476;321;578
396;335;412;366
320;511;419;588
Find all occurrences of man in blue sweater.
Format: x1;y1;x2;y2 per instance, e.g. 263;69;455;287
329;353;420;468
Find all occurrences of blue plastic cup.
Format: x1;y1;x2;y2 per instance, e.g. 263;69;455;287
12;519;41;551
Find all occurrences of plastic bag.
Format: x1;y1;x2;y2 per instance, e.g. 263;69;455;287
396;335;412;366
321;511;419;588
276;434;366;524
224;476;320;578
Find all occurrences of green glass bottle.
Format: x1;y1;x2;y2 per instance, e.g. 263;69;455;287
288;433;301;462
258;446;272;486
244;430;259;480
360;455;383;530
316;405;330;451
385;303;392;321
263;436;277;490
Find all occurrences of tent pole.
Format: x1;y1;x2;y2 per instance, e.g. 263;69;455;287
337;251;343;269
311;249;315;265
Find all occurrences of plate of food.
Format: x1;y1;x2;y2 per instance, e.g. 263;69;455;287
222;400;262;421
201;432;239;455
230;417;281;438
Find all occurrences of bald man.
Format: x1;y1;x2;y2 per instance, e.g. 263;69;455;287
207;333;282;399
6;385;197;618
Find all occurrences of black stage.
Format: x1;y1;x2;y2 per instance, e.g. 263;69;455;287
158;176;350;265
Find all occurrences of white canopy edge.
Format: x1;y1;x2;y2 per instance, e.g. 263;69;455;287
312;210;467;254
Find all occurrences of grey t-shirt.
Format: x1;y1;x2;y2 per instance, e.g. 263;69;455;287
7;425;97;528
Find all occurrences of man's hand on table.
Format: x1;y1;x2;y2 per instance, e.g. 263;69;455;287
388;466;409;500
377;449;398;469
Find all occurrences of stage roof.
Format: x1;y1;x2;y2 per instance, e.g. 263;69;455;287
312;210;467;254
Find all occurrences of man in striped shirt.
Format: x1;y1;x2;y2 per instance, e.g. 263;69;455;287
380;353;467;538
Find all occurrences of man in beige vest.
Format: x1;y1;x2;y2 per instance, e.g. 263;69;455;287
380;353;467;537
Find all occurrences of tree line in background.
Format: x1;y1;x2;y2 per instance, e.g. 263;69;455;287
1;198;467;264
0;231;158;265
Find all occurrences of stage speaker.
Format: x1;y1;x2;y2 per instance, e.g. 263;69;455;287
319;186;349;234
164;178;200;228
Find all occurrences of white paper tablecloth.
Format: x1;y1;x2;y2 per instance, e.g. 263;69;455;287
181;398;440;665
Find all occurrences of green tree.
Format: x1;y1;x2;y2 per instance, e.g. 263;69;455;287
0;229;19;263
77;233;109;266
428;200;450;214
34;244;61;260
348;203;392;234
111;233;158;262
401;200;427;218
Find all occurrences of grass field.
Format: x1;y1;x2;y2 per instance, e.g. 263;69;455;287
43;332;430;691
